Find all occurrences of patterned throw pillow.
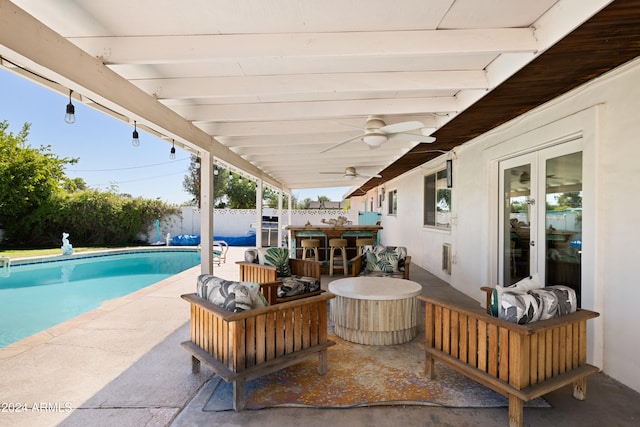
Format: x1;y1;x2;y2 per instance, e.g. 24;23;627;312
257;247;291;277
364;245;404;273
277;275;321;298
196;275;268;312
244;249;259;263
364;251;379;272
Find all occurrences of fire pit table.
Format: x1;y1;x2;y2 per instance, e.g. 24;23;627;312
328;277;422;345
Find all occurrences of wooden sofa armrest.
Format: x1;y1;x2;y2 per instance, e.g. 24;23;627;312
289;258;322;279
237;261;277;283
350;254;364;277
403;256;412;280
258;281;285;305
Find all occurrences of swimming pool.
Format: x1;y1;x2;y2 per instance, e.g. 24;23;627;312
0;248;200;348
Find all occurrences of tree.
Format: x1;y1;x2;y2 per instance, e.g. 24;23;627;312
61;177;88;193
184;160;301;209
225;173;256;208
318;195;330;206
212;167;231;207
264;187;294;209
555;192;582;209
182;155;201;207
0;120;77;231
300;198;313;209
182;158;233;208
0;120;178;246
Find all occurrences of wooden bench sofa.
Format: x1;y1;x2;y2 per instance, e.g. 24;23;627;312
181;290;335;411
350;254;412;279
350;245;412;279
237;257;323;304
418;291;599;427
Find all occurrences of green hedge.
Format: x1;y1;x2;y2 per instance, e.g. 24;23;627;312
5;189;180;246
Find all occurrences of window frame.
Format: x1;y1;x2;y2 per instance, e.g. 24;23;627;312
387;189;398;216
423;168;452;229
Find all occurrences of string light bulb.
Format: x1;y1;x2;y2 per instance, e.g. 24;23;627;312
195;157;201;169
64;89;75;124
131;121;140;146
170;140;176;159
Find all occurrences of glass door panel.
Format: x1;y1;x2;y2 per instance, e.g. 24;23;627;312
544;151;582;304
502;163;532;285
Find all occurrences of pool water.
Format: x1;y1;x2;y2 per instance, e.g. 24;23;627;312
0;250;200;348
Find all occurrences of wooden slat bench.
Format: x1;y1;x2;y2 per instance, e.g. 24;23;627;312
181;291;335;411
350;254;412;279
237;258;324;304
418;292;600;427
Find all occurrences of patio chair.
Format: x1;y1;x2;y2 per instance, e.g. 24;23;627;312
181;274;335;411
237;247;323;304
213;240;228;266
350;244;412;279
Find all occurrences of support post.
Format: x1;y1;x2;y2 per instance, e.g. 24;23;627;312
200;151;214;274
256;179;263;248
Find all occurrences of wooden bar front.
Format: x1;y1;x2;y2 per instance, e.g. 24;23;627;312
286;225;383;261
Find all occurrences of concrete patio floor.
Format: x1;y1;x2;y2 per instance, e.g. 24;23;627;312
1;246;639;427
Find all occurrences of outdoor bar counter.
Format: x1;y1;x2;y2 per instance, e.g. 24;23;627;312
286;224;382;262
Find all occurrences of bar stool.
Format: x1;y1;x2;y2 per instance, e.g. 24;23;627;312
301;239;320;262
355;238;375;255
329;238;348;276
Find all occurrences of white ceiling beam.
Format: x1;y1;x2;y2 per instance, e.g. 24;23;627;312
196;116;439;137
108;54;496;79
178;97;458;123
73;29;538;64
244;153;397;164
252;152;409;168
0;0;286;191
230;140;412;154
133;71;488;99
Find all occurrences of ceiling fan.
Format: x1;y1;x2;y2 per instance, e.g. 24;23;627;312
320;166;382;180
320;116;436;153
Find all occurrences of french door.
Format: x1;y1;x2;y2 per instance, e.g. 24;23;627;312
498;143;583;304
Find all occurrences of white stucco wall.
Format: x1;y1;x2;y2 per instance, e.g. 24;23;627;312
353;57;640;392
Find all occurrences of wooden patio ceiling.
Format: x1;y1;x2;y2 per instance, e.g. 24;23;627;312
353;0;640;195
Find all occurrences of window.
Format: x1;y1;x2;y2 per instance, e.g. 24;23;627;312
424;169;451;228
387;189;397;215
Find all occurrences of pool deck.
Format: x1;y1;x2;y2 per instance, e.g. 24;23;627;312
1;246;639;427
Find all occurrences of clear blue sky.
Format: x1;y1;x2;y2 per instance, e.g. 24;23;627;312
0;68;349;204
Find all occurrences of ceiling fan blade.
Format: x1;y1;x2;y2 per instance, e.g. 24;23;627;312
319;171;344;175
379;121;423;134
358;172;382;178
319;134;364;153
388;132;436;143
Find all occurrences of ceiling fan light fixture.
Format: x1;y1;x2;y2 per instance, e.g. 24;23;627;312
362;133;387;147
